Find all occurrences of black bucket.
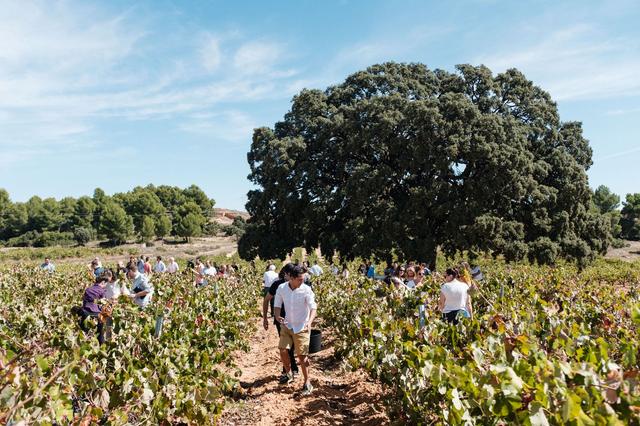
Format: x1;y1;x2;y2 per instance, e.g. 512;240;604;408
309;329;322;354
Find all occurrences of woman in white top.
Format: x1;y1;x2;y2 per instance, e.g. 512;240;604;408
404;266;417;290
102;269;122;300
413;266;426;288
438;267;473;324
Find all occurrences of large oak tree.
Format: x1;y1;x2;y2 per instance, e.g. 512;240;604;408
240;62;611;267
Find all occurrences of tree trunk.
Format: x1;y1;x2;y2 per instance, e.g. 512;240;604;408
427;245;438;272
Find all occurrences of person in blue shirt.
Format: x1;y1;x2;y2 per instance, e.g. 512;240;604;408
137;255;145;274
366;262;375;278
126;264;153;309
90;258;104;278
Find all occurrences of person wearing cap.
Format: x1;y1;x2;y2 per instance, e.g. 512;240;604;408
274;264;317;396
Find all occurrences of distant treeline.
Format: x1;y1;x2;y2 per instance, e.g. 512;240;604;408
592;185;640;241
0;184;241;247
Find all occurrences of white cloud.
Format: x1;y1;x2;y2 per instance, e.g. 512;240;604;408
606;107;640;116
0;149;37;168
233;41;284;75
0;3;139;69
596;146;640;161
476;24;640;101
0;1;299;167
316;23;454;89
200;36;222;72
180;110;257;142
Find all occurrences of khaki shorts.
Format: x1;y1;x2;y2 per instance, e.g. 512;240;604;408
278;326;310;356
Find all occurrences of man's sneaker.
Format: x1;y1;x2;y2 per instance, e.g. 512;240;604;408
278;372;293;385
300;382;314;396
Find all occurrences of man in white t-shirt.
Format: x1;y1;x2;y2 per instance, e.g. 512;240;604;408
274;265;317;396
263;264;278;296
167;257;179;274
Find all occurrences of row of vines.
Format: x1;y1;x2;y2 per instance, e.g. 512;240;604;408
315;259;640;425
0;259;262;425
2;254;640;424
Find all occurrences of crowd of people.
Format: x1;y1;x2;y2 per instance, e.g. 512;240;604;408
61;256;152;345
369;260;481;324
43;253;240;347
258;258;482;396
40;252;480;397
189;258;239;288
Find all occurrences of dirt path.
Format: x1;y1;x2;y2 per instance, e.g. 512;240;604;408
0;236;239;265
220;313;389;426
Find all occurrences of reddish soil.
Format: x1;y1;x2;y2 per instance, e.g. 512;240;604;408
220;314;389;426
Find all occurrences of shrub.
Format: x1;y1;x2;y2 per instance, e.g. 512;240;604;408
6;231;40;247
33;231;75;247
73;227;94;246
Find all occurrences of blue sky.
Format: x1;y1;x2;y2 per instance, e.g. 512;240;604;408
1;0;638;210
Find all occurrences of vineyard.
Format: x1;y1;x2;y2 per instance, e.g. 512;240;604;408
316;259;640;424
0;259;261;425
1;256;640;425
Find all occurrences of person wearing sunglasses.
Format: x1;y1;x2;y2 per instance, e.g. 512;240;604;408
395;266;406;280
413;266;426;288
405;267;417;289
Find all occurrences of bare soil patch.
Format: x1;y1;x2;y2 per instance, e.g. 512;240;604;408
605;240;640;262
220;314;389;426
0;235;239;265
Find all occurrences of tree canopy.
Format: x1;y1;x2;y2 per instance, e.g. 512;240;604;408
0;184;216;247
239;62;611;267
99;201;134;244
621;193;640;240
593;185;620;214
